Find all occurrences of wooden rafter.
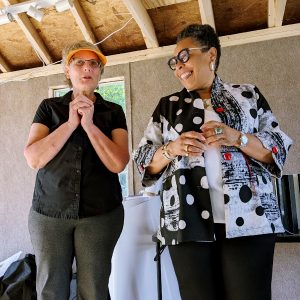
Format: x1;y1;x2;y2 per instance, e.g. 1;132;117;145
69;0;96;44
0;23;299;82
122;0;159;49
268;0;287;28
0;53;12;72
198;0;215;29
2;0;52;65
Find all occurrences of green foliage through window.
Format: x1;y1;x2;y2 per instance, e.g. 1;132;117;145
96;81;126;112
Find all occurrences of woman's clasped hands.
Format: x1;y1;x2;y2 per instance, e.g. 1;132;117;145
168;121;241;157
167;131;207;157
201;121;241;148
68;93;94;130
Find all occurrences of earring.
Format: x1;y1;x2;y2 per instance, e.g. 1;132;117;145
210;61;215;71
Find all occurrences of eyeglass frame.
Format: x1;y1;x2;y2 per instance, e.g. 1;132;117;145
70;57;102;69
167;47;209;70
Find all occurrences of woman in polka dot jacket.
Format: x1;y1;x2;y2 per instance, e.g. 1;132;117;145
133;24;293;300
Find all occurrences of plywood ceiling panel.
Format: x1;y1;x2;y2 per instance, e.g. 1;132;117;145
80;0;146;55
213;0;268;36
142;0;191;9
148;0;201;46
31;8;84;62
0;22;41;69
283;0;300;26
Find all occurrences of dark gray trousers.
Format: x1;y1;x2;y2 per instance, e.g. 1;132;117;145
28;205;124;300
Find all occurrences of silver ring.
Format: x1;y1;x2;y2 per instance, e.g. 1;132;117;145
214;127;223;135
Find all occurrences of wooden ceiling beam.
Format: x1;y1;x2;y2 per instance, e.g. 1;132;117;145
2;0;52;65
268;0;287;28
69;0;96;44
0;54;12;72
122;0;159;48
1;23;299;83
198;0;215;29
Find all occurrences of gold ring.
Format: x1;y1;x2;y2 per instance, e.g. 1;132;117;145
185;144;189;152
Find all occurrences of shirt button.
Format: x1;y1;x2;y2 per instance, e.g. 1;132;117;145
223;152;232;160
76;169;80;174
75;193;79;198
272;146;279;154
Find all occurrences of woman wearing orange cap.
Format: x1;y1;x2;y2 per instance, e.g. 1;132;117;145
24;40;129;299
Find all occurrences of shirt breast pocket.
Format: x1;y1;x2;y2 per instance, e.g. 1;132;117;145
93;111;113;136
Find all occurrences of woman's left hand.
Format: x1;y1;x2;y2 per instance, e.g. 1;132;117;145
75;94;94;129
200;121;240;147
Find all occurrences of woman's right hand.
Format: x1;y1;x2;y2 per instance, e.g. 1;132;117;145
167;131;207;157
68;95;94;130
146;131;207;175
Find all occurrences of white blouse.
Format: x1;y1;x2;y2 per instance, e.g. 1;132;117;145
203;99;225;223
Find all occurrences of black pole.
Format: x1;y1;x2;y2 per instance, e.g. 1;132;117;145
156;241;163;300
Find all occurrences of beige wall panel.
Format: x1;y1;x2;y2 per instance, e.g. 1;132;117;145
0;75;65;260
272;243;300;300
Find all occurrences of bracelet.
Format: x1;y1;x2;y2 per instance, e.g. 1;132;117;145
162;142;177;160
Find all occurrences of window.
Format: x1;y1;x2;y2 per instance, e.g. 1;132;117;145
51;79;129;197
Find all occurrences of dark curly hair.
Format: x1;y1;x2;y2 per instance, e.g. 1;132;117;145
177;24;221;71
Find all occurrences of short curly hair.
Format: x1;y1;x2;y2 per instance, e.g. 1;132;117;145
177;24;221;71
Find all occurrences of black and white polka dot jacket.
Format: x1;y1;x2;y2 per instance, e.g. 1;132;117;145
133;75;293;245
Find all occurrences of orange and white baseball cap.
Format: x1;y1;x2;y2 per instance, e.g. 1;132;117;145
66;48;107;66
62;40;107;66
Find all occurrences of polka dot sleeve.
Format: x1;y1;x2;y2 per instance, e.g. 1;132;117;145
133;102;164;187
251;87;293;177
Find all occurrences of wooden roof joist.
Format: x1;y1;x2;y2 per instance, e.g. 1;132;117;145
69;0;96;44
268;0;287;28
0;54;12;72
122;0;159;48
198;0;215;29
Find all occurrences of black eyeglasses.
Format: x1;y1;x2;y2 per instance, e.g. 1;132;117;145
71;57;102;69
167;47;208;70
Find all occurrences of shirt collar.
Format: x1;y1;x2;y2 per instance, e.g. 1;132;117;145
185;74;224;100
61;90;110;108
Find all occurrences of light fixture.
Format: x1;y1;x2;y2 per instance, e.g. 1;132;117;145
55;0;73;12
0;0;73;26
0;12;13;25
27;5;44;22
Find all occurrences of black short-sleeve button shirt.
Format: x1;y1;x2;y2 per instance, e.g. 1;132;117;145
32;91;127;219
